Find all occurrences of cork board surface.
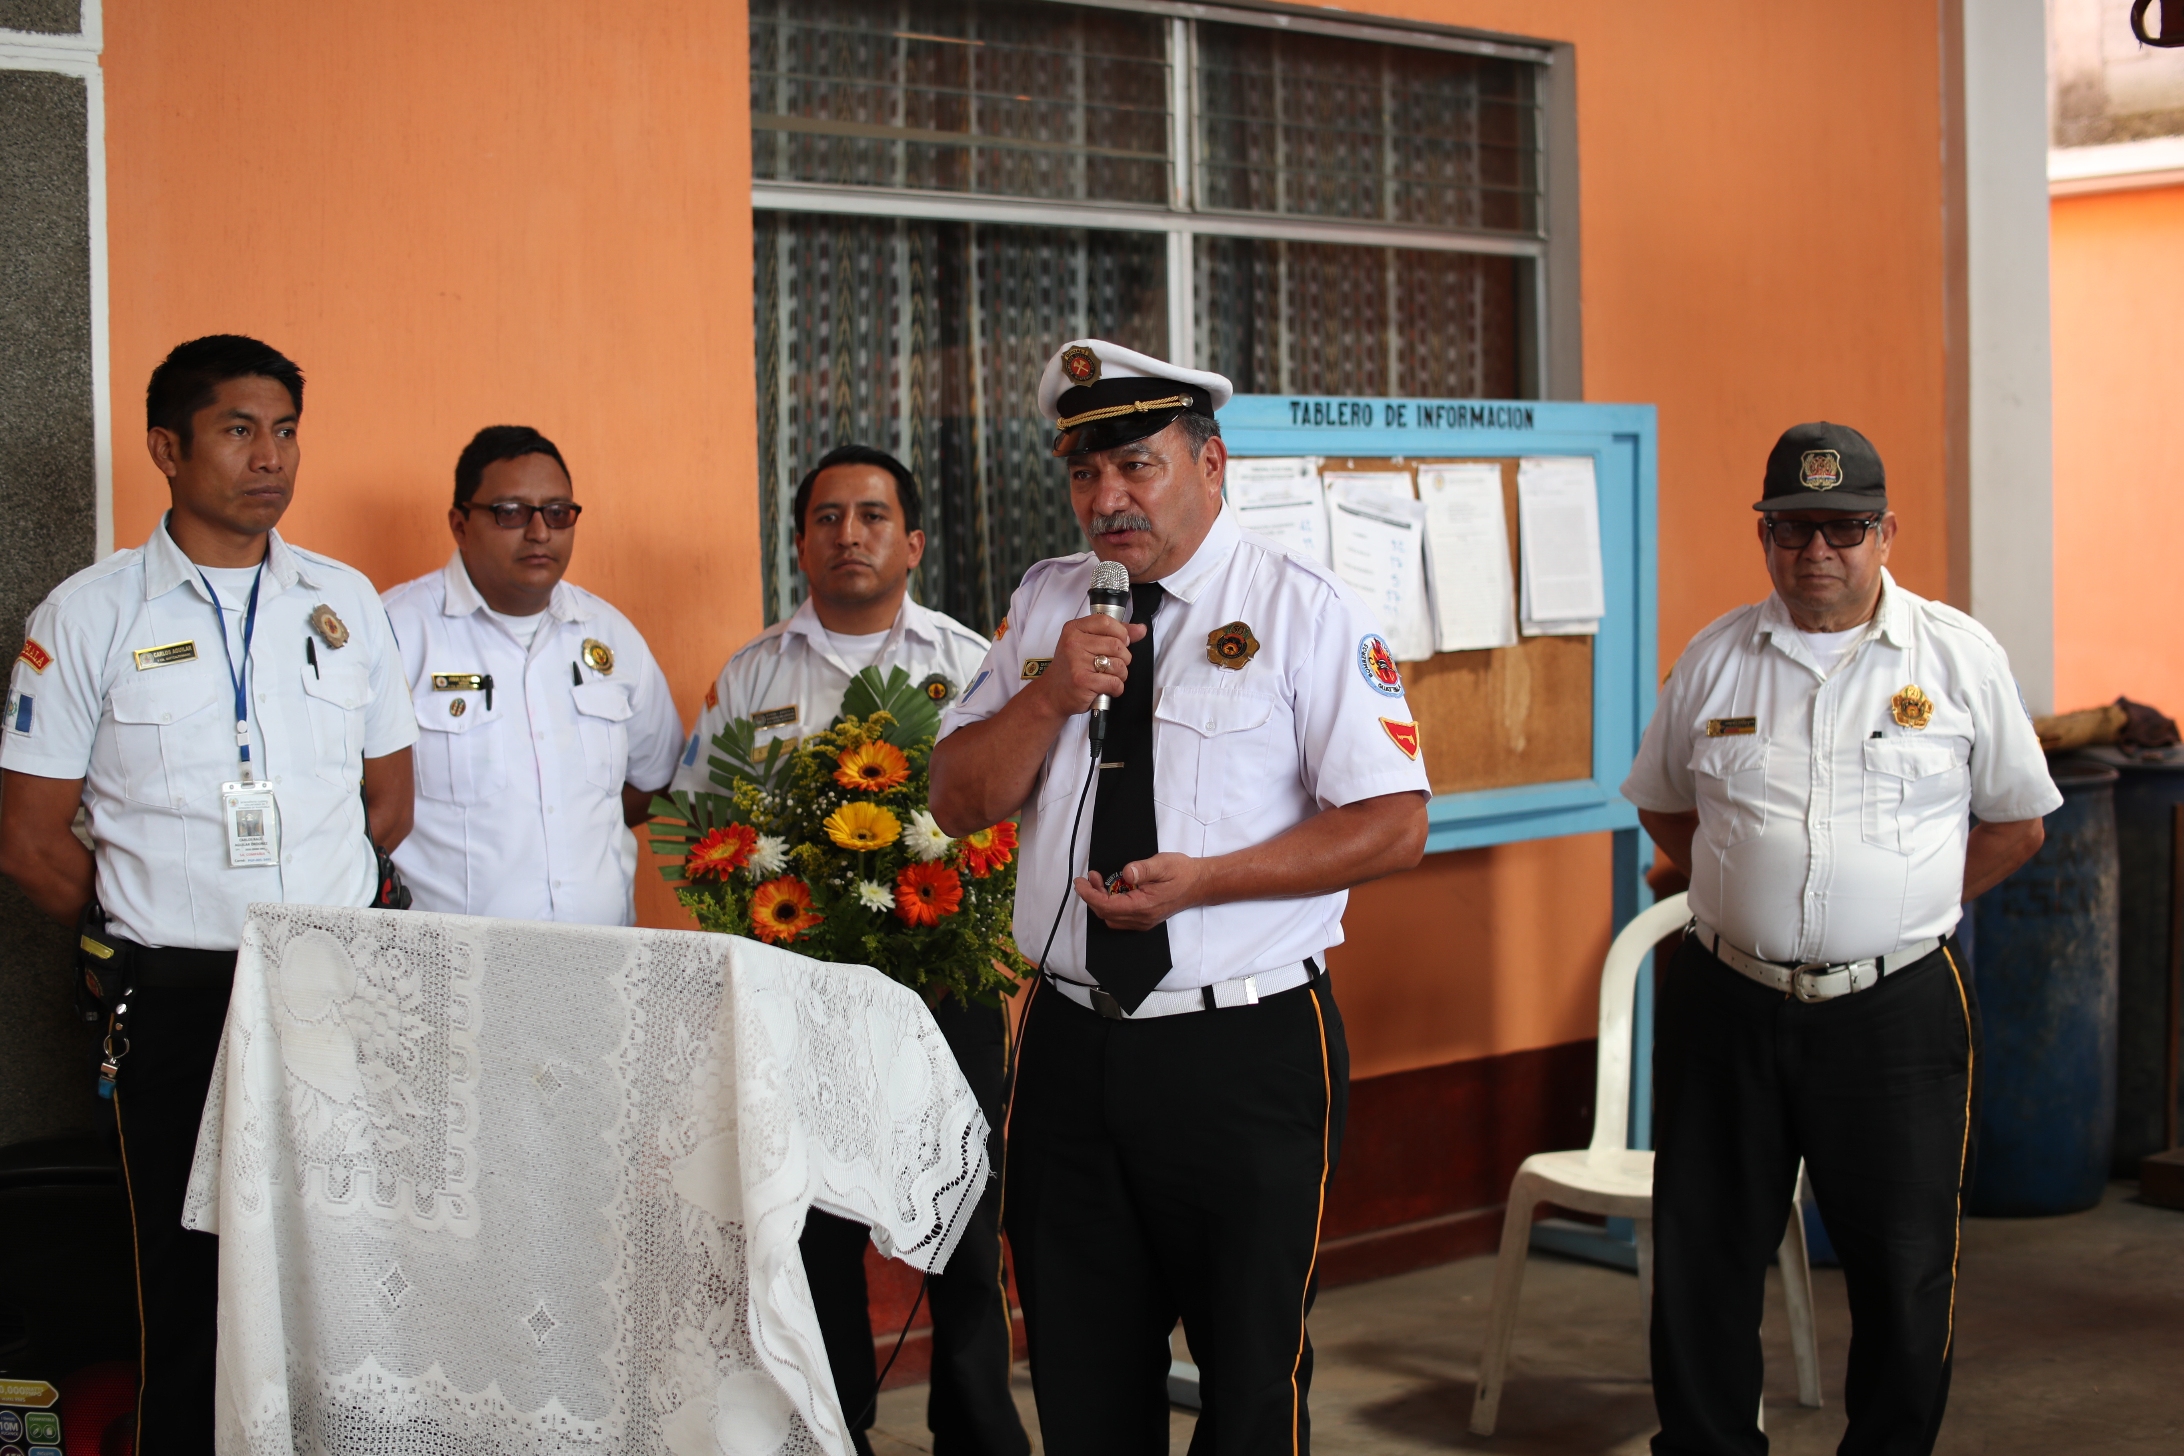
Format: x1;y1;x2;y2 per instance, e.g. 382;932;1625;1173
1320;456;1594;796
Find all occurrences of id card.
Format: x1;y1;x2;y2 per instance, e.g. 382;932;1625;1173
220;782;282;867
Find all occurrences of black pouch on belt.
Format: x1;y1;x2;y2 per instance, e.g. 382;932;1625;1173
74;898;126;1024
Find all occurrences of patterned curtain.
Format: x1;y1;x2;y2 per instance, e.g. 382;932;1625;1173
755;212;1167;633
750;0;1170;207
1195;24;1538;234
1195;237;1518;399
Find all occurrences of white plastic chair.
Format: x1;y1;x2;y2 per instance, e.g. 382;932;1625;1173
1468;892;1822;1436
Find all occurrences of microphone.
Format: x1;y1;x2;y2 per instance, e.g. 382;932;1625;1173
1086;560;1131;756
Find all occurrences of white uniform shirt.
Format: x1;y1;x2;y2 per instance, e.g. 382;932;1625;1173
672;595;989;794
382;554;684;925
939;506;1434;991
1;518;417;951
1621;570;2062;964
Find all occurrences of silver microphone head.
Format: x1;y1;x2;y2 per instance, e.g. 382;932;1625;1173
1091;561;1130;594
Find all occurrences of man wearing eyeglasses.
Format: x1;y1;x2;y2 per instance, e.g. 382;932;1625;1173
1622;422;2059;1456
381;425;683;924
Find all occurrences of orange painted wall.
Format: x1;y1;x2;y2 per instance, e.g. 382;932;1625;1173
101;0;758;927
2051;184;2184;720
99;0;1953;1074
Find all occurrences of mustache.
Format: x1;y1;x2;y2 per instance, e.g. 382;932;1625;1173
1090;511;1153;535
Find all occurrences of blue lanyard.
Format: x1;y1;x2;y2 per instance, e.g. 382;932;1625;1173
197;563;265;780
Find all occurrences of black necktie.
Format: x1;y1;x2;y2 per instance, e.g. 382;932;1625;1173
1086;582;1170;1012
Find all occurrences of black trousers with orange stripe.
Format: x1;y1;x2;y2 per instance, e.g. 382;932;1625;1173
1651;936;1979;1456
1004;975;1347;1456
110;980;234;1456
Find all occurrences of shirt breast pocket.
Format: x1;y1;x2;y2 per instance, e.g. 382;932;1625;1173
1689;736;1769;849
413;692;508;804
302;660;371;786
108;674;224;807
572;681;634;791
1862;736;1969;854
1152;686;1283;824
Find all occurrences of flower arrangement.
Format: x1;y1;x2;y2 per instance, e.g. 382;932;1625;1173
649;667;1027;1004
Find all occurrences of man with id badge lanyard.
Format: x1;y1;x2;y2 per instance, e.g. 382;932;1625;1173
0;335;417;1453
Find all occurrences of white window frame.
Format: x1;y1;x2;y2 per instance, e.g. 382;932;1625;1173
749;0;1579;397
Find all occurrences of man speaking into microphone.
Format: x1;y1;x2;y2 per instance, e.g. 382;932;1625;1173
929;340;1430;1454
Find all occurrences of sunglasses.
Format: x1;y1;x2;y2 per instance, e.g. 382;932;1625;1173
464;500;583;530
1763;515;1881;550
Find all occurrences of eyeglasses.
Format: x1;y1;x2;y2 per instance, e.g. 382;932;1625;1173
1763;515;1882;550
464;500;583;530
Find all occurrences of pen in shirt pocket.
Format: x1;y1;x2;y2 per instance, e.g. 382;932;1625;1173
305;638;319;678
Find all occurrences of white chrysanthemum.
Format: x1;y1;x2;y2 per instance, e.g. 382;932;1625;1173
856;880;896;912
747;834;789;878
904;809;953;863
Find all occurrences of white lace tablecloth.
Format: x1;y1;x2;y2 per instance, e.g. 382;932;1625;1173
184;904;988;1456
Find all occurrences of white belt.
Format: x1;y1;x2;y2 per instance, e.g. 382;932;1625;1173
1046;960;1320;1020
1692;920;1943;1003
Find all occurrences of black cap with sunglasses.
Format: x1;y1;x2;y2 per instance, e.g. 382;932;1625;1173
1754;421;1887;514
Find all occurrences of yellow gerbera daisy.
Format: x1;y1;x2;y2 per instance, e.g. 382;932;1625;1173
834;739;912;793
824;800;902;851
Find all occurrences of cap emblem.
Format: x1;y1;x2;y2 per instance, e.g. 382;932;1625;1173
1061;345;1100;387
1799;449;1843;491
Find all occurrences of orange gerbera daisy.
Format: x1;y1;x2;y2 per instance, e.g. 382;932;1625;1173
956;820;1018;877
750;876;823;944
834;739;911;793
686;823;758;880
893;862;964;927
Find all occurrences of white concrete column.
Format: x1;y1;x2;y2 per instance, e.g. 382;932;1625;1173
1945;0;2057;713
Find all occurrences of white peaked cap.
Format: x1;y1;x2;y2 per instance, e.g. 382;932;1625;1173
1033;339;1235;421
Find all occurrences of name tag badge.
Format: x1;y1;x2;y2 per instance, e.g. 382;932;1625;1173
431;673;486;691
1021;658;1052;680
751;704;799;730
220;782;282;868
133;640;198;671
1705;717;1759;738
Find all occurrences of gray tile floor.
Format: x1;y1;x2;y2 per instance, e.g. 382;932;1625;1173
869;1184;2184;1454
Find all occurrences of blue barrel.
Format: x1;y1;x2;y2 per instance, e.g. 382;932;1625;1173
2077;746;2184;1172
1966;762;2120;1217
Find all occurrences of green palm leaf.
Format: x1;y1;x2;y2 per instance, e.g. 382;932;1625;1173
838;665;942;747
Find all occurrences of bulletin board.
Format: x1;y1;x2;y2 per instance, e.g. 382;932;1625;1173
1219;397;1659;856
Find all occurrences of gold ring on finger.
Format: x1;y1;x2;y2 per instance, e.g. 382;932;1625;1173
1093;655;1111;673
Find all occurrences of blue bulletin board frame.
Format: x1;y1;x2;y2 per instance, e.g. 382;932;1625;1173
1220;395;1666;1234
1217;394;1660;858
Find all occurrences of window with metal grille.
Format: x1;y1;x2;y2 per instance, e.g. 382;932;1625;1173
749;0;1559;629
751;0;1172;205
1195;26;1538;234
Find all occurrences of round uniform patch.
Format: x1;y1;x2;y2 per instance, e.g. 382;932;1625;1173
920;672;954;704
1358;634;1404;697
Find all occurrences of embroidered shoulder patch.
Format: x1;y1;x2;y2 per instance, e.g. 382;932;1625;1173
704;680;720;712
993;616;1010;642
1380;718;1420;759
17;639;51;674
1357;634;1403;697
